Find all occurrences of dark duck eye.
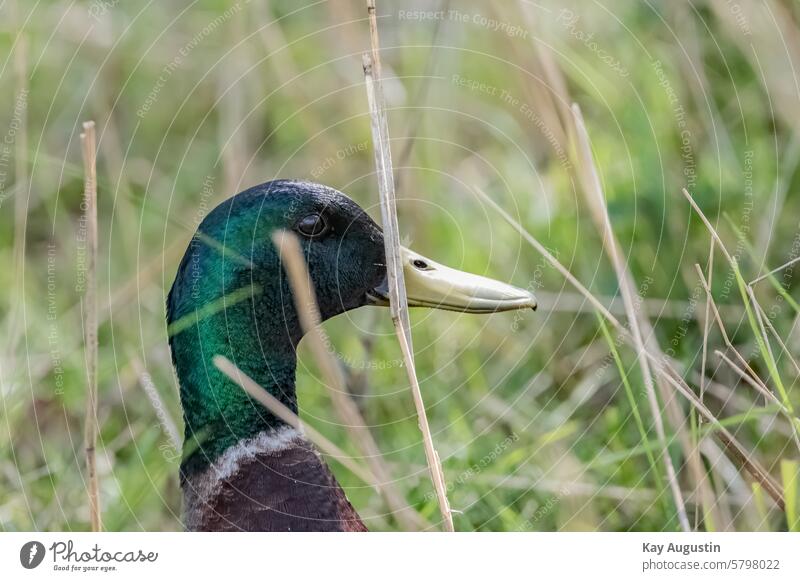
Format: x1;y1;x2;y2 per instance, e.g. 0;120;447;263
296;213;329;237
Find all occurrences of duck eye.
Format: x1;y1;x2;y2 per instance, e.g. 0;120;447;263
412;259;429;270
296;213;329;237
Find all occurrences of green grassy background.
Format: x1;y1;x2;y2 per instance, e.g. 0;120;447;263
2;0;800;531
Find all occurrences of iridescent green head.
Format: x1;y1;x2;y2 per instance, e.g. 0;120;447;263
168;179;536;475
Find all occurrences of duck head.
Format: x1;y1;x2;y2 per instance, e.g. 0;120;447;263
167;180;535;474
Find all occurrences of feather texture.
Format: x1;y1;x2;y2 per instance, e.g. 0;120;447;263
182;429;366;532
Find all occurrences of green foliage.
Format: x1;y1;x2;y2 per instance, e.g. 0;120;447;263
2;0;799;531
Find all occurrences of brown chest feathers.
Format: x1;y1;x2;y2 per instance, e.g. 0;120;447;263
182;428;367;532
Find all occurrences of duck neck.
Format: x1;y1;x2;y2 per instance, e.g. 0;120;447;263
171;300;300;478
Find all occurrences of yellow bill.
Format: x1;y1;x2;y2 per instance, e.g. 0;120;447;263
368;246;537;313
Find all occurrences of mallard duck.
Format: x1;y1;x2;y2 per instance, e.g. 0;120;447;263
167;179;536;531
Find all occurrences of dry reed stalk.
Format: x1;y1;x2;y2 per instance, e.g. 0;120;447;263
271;230;428;530
32;236;187;390
213;355;375;486
571;104;690;531
363;0;453;531
80;120;101;531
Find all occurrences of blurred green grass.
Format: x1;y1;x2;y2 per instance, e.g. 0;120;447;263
2;0;800;531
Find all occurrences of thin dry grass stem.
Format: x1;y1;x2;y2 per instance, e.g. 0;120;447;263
746;287;800;453
129;356;181;451
571;104;690;532
363;1;453;531
700;245;715;414
694;265;732;344
694;242;716;530
748;286;777;364
533;51;705;521
472;186;621;328
80;120;101;532
213;355;376;486
642;350;785;509
474;181;785;509
715;350;781;405
684;255;786;507
753;300;800;378
681;188;735;264
271;230;427;530
694;265;771;394
749;255;800;287
32;237;187;390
